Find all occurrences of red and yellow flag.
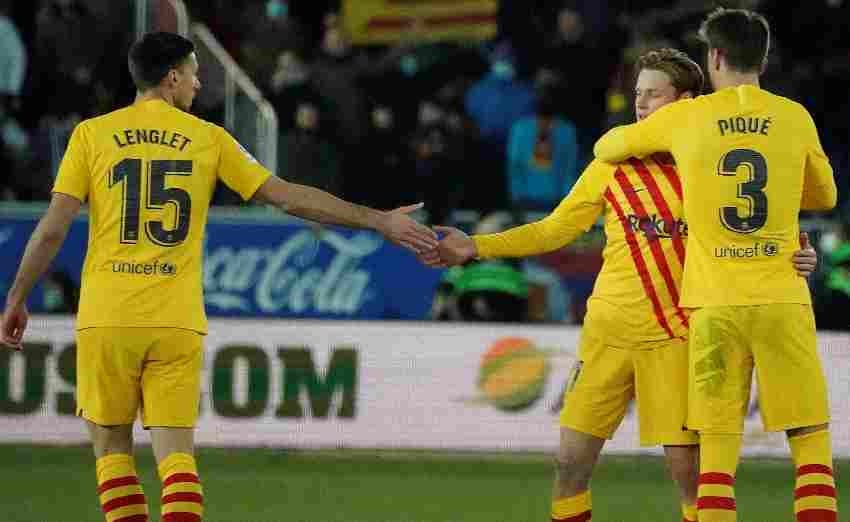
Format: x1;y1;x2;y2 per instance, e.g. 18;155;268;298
343;0;498;44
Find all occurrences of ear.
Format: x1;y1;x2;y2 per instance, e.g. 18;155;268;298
708;48;721;71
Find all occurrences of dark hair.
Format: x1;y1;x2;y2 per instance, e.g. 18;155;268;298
128;32;195;91
637;48;704;95
698;7;770;73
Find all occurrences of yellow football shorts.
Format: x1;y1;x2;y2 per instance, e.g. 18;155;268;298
560;330;697;446
76;327;203;428
687;304;829;434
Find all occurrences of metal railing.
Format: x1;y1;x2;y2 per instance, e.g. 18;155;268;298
191;23;279;176
135;0;190;38
132;1;278;176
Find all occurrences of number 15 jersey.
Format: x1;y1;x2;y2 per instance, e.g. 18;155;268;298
53;99;271;333
594;85;837;307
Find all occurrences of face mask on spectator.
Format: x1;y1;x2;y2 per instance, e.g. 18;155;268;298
492;61;515;80
266;0;288;20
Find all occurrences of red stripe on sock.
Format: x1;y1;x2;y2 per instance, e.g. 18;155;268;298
795;484;837;499
697;496;736;510
162;473;200;488
797;464;833;477
102;494;148;514
552;511;592;522
113;516;149;522
161;514;202;522
97;476;140;494
796;509;837;522
162;492;204;505
698;472;735;486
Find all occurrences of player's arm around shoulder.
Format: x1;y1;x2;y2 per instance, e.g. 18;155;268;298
593;98;694;163
2;193;83;349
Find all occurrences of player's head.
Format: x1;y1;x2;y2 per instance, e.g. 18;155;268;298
634;48;703;121
698;7;770;86
129;32;201;112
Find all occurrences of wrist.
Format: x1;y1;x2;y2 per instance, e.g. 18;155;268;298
368;209;388;235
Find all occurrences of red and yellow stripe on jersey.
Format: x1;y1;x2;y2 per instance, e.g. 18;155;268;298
473;155;688;346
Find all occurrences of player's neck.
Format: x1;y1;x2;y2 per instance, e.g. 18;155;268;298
135;89;176;108
712;71;760;91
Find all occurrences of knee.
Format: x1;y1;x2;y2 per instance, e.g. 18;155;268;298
554;453;594;490
665;446;699;500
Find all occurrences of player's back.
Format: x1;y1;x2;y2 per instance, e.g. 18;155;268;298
672;85;835;307
55;99;235;333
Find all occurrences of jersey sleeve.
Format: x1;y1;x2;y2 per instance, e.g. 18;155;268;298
52;122;91;202
215;127;273;201
798;108;837;211
593;99;691;163
473;160;609;258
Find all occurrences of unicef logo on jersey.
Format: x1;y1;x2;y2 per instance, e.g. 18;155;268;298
105;260;179;276
763;242;779;257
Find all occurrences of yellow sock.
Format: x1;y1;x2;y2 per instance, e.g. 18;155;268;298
697;433;741;522
95;453;149;522
789;430;837;521
158;452;204;522
551;490;591;521
682;503;697;522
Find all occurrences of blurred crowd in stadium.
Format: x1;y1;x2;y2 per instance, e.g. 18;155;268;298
1;0;849;327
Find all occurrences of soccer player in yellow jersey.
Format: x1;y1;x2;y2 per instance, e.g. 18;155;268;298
594;8;838;522
422;48;815;522
0;33;436;522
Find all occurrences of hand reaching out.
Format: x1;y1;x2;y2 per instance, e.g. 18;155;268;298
379;203;438;254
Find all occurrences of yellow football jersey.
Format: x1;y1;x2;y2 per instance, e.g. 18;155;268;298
53;99;271;333
474;156;689;346
594;85;837;307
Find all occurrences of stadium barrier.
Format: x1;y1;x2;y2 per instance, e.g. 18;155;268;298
1;317;848;457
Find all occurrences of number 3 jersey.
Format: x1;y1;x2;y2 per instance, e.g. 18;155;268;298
53;99;272;333
594;85;837;308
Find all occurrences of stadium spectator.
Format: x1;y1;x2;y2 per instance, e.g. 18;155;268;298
410;98;471;225
0;0;28;198
33;0;106;118
268;50;332;132
278;101;342;196
506;84;579;211
465;42;535;148
352;104;416;210
464;41;536;211
538;1;626;163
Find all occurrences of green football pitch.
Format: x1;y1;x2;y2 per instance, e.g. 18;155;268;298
2;445;844;522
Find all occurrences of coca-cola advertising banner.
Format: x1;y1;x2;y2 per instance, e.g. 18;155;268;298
1;317;849;457
0;211;444;319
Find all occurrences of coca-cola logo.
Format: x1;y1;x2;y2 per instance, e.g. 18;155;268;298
203;230;382;314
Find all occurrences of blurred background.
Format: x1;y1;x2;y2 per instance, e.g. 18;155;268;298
1;0;848;327
0;2;848;521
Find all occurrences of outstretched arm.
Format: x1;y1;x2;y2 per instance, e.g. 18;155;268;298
2;193;82;349
253;176;437;253
420;161;609;267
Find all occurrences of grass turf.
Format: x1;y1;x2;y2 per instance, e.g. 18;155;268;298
1;445;844;521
